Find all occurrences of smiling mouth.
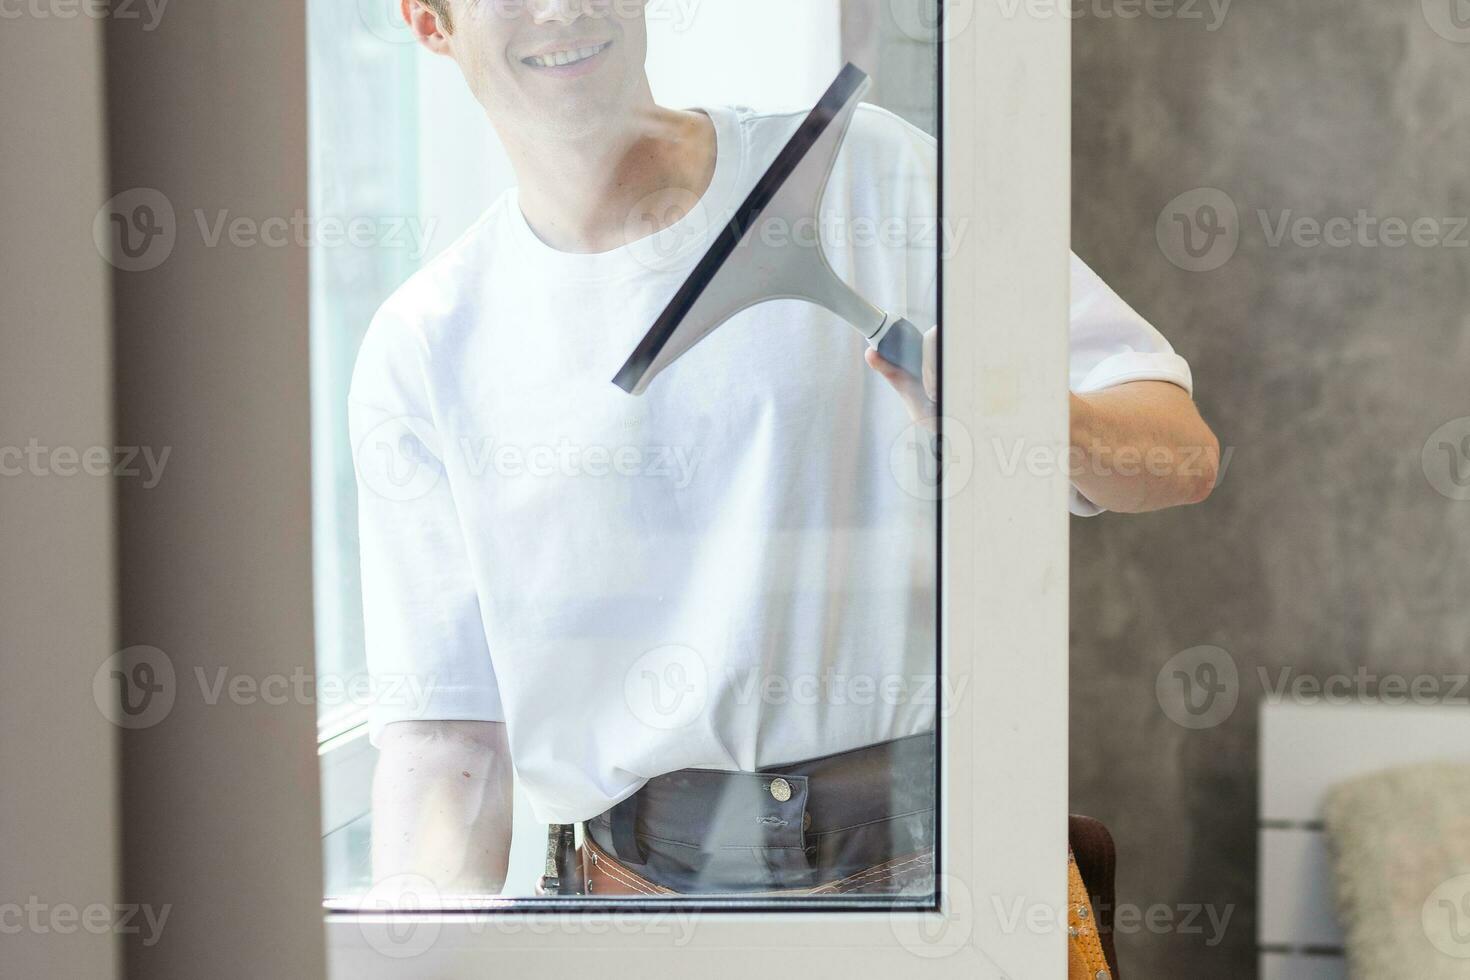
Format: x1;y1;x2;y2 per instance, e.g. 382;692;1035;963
521;40;613;70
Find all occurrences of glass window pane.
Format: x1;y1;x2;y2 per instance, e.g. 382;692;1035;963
312;0;943;908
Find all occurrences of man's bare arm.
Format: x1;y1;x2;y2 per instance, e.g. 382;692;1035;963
868;329;1219;513
371;720;515;895
1069;381;1219;513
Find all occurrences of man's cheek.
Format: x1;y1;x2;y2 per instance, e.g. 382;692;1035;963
486;0;527;20
464;0;529;31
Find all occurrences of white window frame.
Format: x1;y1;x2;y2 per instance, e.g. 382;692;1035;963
324;4;1073;977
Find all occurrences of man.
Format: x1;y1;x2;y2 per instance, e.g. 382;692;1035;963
351;0;1219;898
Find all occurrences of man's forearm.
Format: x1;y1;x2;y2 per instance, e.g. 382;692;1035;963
371;720;515;895
1070;381;1220;513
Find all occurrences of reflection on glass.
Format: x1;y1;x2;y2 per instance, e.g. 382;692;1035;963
313;0;942;906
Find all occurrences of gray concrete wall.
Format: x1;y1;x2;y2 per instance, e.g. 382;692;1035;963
1071;3;1470;976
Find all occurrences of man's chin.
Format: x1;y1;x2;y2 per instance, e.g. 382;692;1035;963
516;89;638;141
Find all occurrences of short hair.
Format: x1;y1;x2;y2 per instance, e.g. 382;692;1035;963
420;0;453;32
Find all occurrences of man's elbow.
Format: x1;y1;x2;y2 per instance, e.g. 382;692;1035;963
1182;428;1221;505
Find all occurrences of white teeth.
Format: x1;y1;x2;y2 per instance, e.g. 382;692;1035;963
526;43;607;69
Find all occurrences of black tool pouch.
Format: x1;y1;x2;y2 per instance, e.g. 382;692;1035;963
538;823;583;896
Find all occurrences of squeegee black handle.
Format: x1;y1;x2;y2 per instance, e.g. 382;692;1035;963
875;317;927;386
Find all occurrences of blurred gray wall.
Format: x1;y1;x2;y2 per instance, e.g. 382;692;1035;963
1071;3;1470;977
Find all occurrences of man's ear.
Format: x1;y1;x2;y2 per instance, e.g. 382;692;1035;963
401;0;452;56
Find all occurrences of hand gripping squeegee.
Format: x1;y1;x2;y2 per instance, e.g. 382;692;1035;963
612;63;928;397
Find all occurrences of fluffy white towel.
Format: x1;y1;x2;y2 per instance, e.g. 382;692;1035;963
1322;760;1470;980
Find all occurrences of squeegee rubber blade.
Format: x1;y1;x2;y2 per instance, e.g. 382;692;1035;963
611;63;871;395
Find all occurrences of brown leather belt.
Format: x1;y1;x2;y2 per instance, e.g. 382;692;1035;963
544;733;936;896
582;834;936;897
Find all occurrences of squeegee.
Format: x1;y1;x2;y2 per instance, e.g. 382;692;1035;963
612;63;928;397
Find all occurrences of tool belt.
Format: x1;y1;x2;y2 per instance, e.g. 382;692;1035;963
542;732;936;896
537;734;1114;978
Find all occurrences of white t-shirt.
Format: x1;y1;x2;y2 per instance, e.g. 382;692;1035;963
349;103;1193;823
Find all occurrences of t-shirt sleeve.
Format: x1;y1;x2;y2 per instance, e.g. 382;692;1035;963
348;305;505;742
1067;254;1196;516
